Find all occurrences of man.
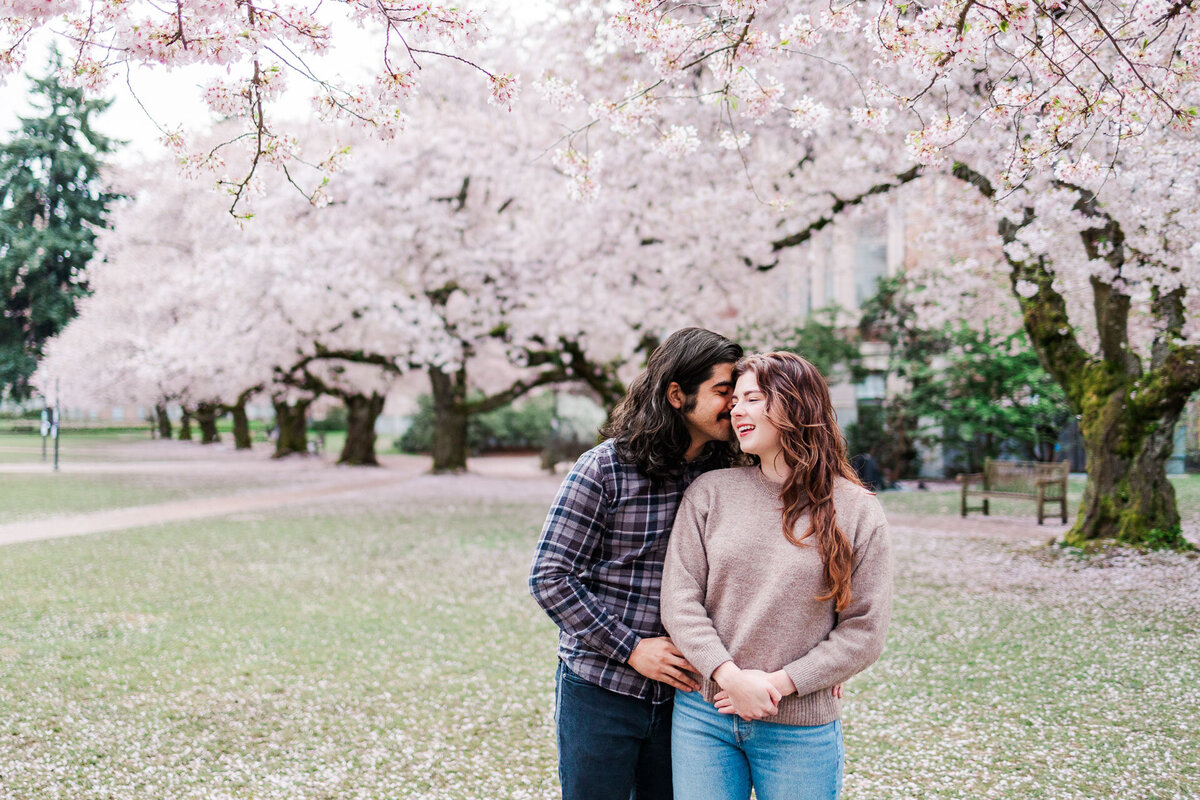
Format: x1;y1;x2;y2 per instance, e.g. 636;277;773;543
529;327;743;800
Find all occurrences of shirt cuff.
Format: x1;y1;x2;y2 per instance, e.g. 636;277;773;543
612;626;640;664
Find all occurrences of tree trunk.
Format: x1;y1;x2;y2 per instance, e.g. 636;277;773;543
339;392;385;466
886;404;921;481
1067;370;1185;548
429;365;469;473
997;200;1198;550
230;399;253;450
178;408;193;441
272;397;312;458
195;402;222;444
155;403;172;440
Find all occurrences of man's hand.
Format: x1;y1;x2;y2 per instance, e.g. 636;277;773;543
627;637;701;692
711;663;780;721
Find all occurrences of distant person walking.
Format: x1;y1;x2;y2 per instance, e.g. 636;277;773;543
662;352;893;800
851;451;883;492
529;327;743;800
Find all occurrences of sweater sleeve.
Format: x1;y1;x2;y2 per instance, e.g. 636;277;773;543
528;449;640;663
782;502;893;696
661;491;735;680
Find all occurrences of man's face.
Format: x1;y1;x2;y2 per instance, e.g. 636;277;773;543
679;362;736;449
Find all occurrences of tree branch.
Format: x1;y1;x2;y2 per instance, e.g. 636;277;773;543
1133;343;1200;417
768;166;922;259
1068;188;1140;377
561;339;628;409
461;366;571;415
1150;286;1186;372
946;162;1094;408
1000;249;1094;413
950;161;995;198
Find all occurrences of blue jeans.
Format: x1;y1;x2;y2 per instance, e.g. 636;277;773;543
671;688;844;800
555;661;674;800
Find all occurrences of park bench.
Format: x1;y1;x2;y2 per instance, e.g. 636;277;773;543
540;436;593;472
956;459;1069;525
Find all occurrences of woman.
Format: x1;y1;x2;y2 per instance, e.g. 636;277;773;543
661;352;892;800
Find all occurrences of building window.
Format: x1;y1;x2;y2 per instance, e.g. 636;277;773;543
855;373;887;402
854;219;888;308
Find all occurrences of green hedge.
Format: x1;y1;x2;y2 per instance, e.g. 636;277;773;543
397;393;556;454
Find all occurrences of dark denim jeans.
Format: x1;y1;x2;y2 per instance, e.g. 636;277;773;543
555;661;674;800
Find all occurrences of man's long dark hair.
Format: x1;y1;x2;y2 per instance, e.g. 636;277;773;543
602;327;743;480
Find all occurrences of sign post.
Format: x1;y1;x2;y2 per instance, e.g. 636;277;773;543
40;406;50;461
53;379;60;472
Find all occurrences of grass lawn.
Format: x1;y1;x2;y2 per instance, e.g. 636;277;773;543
1;496;1198;799
0;430;161;464
0;427;279;465
313;431;404;459
0;472;292;524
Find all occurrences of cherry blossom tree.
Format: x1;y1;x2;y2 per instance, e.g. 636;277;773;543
318;69;788;470
36;52;793;474
35;155;285;446
549;0;1200;549
2;0;520;215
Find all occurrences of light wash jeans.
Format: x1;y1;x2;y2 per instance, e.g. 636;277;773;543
671;688;844;800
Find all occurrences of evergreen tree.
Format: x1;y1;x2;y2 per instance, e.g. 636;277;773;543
0;58;118;399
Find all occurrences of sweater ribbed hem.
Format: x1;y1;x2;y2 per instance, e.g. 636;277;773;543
699;678;841;727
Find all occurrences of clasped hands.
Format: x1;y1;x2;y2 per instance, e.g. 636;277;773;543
628;639;842;721
711;661;843;722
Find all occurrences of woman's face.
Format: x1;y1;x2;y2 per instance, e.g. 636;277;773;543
731;370;782;465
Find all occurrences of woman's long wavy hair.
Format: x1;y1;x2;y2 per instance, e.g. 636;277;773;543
735;352;863;612
603;328;743;480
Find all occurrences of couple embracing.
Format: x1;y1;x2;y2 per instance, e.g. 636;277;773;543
529;328;893;800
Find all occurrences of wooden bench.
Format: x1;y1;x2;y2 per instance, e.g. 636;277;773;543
956;459;1069;525
540;436;593;473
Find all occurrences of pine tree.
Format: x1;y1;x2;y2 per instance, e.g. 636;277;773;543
0;57;118;399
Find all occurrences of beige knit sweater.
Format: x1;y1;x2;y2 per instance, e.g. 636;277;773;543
661;467;893;726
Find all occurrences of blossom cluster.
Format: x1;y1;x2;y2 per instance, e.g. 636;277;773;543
2;0;503;214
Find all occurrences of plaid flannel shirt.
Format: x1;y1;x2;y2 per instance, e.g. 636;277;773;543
529;439;720;704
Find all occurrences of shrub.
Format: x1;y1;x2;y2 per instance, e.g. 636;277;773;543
397;392;557;454
310;406;348;432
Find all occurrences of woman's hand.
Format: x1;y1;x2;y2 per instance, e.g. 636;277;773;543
713;675;843;713
711;663;781;721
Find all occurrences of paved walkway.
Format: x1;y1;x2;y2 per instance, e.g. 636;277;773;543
0;472;422;546
0;449;566;547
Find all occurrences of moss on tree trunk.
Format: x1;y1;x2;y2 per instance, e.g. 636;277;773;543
1065;364;1186;548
